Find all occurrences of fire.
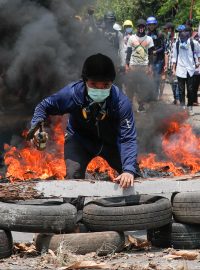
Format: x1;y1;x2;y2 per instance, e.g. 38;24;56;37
3;116;116;181
140;115;200;176
3;112;200;181
4;117;66;181
87;157;116;179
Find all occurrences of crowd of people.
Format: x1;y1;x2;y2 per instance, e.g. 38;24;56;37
84;9;200;115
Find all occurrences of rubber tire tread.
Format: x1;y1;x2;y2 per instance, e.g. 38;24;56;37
173;192;200;224
83;195;172;231
147;221;200;249
0;230;13;258
0;201;77;233
35;231;125;255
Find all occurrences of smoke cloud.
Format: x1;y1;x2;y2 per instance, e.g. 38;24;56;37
0;0;117;154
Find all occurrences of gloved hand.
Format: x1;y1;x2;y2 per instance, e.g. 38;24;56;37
26;122;48;151
33;129;48;151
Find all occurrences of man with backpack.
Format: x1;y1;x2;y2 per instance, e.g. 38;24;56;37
172;26;200;115
126;19;154;112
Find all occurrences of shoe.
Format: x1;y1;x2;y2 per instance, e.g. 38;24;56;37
175;100;180;105
137;104;146;113
193;102;199;106
188;106;194;116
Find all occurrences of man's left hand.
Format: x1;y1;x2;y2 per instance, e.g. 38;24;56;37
113;172;134;188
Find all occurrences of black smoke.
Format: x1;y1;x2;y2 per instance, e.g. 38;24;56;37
0;0;117;155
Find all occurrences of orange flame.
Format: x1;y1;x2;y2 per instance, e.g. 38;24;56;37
3;113;200;181
140;115;200;176
3;116;116;181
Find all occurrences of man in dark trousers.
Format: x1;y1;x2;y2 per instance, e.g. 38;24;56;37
146;16;165;100
27;53;138;188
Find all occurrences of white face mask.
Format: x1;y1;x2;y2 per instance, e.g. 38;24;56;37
87;85;111;102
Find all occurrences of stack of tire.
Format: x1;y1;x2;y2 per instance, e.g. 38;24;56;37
147;192;200;249
35;195;172;255
0;194;173;257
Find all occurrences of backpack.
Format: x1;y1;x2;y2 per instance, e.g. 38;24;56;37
176;38;196;67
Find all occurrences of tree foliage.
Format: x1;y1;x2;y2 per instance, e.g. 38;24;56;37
94;0;199;28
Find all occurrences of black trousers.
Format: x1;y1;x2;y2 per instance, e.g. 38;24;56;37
177;73;194;106
64;135;122;179
193;74;200;103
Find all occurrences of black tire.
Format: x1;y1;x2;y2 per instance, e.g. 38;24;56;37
147;221;200;249
82;195;172;231
173;192;200;224
0;230;13;258
35;231;125;255
0;200;77;233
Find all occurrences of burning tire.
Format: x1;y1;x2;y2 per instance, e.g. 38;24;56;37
35;231;125;255
0;230;13;258
82;195;172;232
0;200;77;233
173;192;200;224
147;221;200;249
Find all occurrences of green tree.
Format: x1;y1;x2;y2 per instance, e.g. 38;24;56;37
157;0;198;26
94;0;199;28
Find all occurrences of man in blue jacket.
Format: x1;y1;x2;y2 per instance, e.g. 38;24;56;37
27;53;138;188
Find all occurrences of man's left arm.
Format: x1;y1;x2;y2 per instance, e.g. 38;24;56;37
114;98;137;188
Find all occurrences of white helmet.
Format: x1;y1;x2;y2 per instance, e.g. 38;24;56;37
113;23;122;31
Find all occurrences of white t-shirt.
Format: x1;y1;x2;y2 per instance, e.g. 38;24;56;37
127;34;154;66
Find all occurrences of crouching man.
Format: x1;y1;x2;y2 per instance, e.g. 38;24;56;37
27;53;138;188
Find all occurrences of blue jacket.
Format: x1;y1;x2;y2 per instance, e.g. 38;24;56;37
31;80;138;174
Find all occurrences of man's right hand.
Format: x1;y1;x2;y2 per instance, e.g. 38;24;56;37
26;122;48;151
33;130;48;151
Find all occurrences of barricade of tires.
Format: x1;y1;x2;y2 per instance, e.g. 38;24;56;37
0;195;172;258
147;192;200;249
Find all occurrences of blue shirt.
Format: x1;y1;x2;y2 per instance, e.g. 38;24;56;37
31;80;138;174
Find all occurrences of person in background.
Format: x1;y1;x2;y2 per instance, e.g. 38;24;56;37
83;5;98;35
192;31;200;105
103;11;119;51
126;19;154;112
163;22;180;105
118;20;134;68
27;53;138;189
172;26;200;115
146;16;165;100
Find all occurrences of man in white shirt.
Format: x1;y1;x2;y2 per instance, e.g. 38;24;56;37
126;19;154;112
172;26;200;115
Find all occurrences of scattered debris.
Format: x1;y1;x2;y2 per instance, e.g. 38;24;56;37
126;235;151;251
58;260;110;269
14;242;37;256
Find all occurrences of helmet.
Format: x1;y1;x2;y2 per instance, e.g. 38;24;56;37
123;20;133;28
136;19;146;27
104;11;116;23
87;6;95;15
163;22;174;30
82;54;116;81
113;23;122;31
146;16;157;25
176;25;186;32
